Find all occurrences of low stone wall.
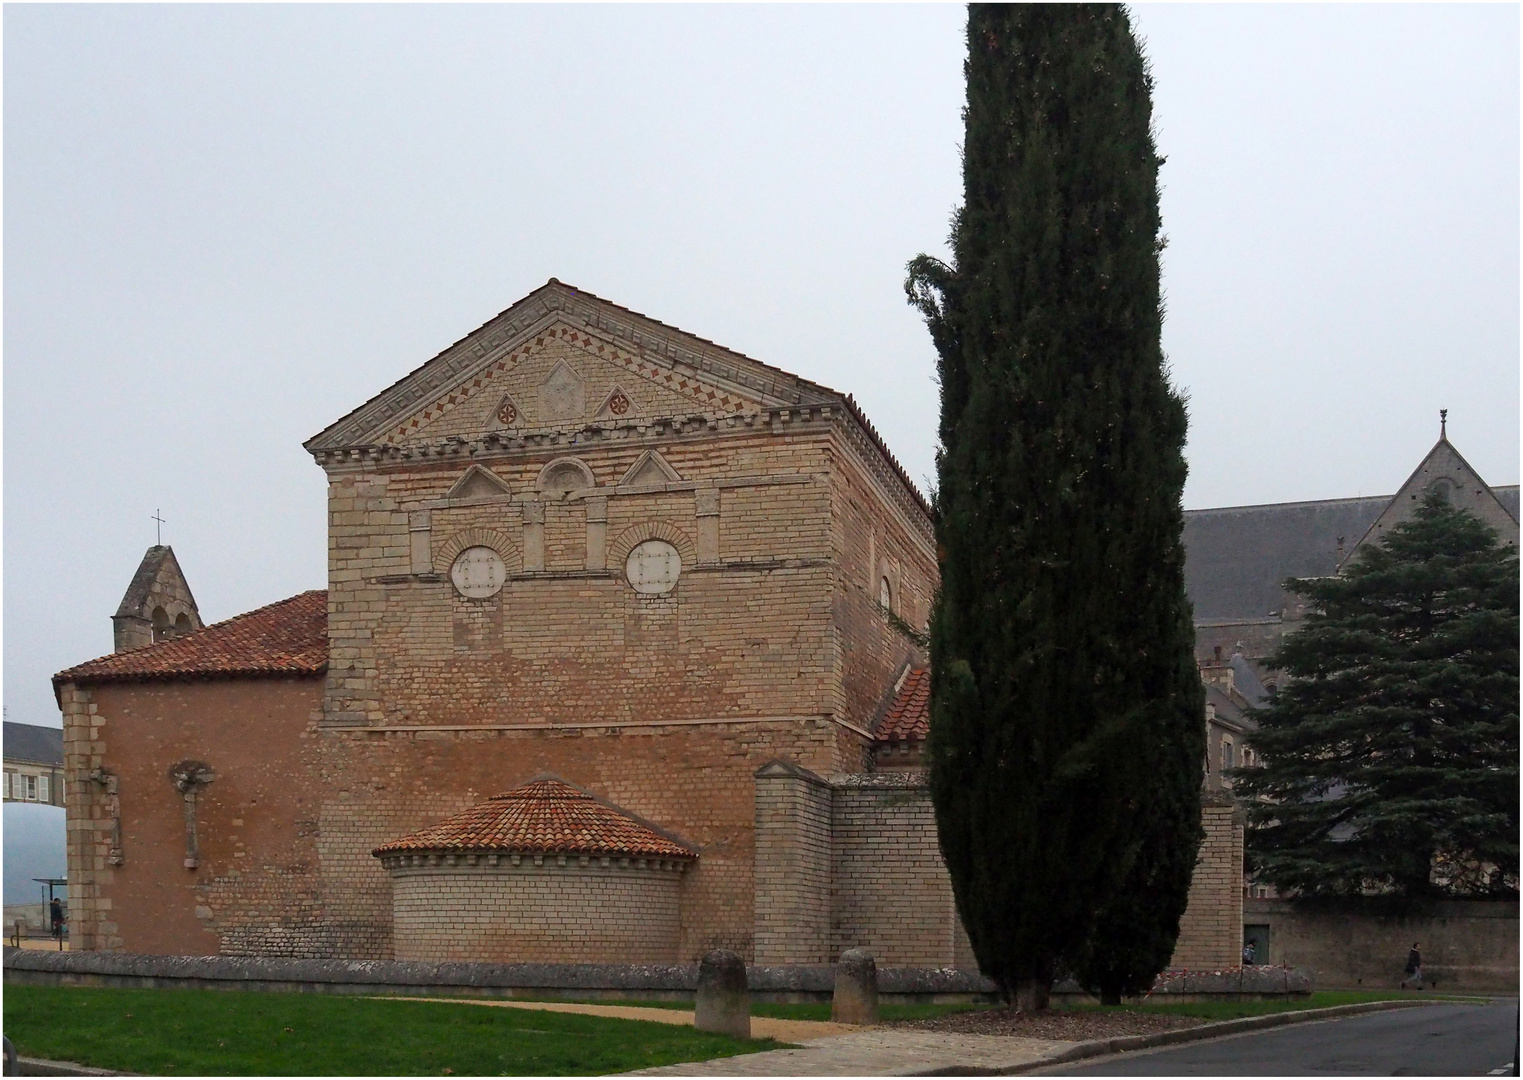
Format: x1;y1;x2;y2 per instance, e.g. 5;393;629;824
1244;897;1519;992
3;948;998;1004
4;948;1314;1005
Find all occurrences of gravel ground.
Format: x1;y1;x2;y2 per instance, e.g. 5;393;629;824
892;1007;1206;1041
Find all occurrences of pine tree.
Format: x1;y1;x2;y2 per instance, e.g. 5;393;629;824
906;5;1203;1010
1235;491;1520;898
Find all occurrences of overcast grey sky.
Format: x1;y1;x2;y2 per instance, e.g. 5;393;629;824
5;4;1518;730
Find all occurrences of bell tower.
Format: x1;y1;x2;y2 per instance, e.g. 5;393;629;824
112;546;202;652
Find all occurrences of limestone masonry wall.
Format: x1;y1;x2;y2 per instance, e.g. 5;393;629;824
753;763;833;964
390;863;684;964
1244;897;1519;991
1169;797;1243;970
316;720;845;962
829;775;973;968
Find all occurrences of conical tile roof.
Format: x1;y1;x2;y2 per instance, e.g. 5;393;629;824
372;778;695;859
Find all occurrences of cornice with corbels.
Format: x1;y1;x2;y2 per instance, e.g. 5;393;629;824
314;403;934;557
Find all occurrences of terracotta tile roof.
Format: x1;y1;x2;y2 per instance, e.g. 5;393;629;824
877;666;930;743
372;778;697;859
54;591;327;690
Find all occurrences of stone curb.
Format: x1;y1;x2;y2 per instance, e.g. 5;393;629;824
911;999;1441;1076
14;1057;134;1077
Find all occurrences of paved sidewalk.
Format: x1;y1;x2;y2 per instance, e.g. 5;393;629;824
377;995;857;1044
627;1030;1077;1075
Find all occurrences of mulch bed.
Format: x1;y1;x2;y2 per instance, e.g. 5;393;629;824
891;1007;1207;1042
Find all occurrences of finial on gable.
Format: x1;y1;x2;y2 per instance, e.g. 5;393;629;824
1440;408;1448;439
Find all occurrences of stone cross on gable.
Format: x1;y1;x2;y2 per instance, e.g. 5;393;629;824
152;509;166;546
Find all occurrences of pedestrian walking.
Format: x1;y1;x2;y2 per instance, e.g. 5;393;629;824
1400;942;1423;989
49;897;63;939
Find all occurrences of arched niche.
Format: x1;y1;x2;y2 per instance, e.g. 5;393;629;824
536;457;596;498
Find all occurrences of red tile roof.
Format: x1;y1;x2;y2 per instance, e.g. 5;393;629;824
877;666;930;743
53;591;328;690
372;778;697;859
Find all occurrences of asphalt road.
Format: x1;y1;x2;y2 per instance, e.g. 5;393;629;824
1047;1001;1519;1076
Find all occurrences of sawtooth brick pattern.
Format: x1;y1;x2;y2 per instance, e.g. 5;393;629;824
389;861;684;963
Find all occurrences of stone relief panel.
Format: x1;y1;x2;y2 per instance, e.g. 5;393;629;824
493;392;524;429
536;457;596;498
595;385;637;421
538;361;586;422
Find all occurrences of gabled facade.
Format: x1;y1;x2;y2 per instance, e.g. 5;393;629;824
58;282;945;963
1185;429;1518;678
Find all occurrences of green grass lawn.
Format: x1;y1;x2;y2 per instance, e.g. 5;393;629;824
3;985;788;1076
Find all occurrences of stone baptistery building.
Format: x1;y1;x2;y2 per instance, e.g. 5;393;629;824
55;281;1239;968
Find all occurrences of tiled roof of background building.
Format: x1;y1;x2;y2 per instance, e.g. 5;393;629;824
876;666;930;744
54;591;327;690
1182;486;1521;623
3;722;63;767
372;778;697;859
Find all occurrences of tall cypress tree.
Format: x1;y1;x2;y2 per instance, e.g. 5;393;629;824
907;5;1204;1010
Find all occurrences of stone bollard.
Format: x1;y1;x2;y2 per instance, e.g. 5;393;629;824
832;948;879;1025
694;949;750;1039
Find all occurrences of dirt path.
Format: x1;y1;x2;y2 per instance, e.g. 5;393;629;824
377;996;859;1043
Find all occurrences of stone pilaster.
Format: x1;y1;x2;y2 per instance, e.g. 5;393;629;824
752;759;832;964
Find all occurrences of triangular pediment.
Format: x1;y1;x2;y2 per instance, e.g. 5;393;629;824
619;450;683;488
1345;432;1519;564
305;280;841;453
447;465;513;502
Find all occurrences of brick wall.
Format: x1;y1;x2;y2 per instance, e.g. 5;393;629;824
829;773;972;968
388;860;685;963
60;677;327;956
753;761;833;963
1169;795;1243;970
828;441;935;736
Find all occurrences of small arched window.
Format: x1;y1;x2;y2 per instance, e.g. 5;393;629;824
174;613;193;637
151;606;171;642
1428;477;1454;504
879;577;892;612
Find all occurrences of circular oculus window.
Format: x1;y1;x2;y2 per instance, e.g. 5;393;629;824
626;540;681;595
450;546;506;599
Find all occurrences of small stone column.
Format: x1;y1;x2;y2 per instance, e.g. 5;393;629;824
694;949;750;1038
832;948;879;1025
